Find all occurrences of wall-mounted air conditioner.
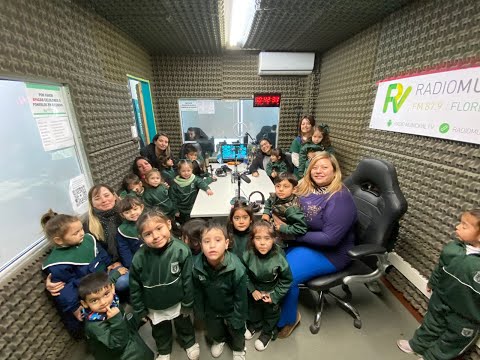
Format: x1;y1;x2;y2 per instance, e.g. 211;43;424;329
258;52;315;76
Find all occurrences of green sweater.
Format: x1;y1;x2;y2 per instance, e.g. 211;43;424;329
263;194;308;237
84;306;154;360
428;240;480;323
230;231;251;260
192;251;247;330
142;184;176;217
130;238;194;319
298;142;335;178
265;161;288;178
242;245;293;304
169;175;210;215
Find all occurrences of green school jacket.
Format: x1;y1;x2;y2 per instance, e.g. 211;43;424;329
230;231;251;260
263;194;308;237
428;240;480;323
84;306;154;360
129;238;194;319
192;251;247;330
142;184;176;217
242;245;293;304
265;161;288;178
169;175;210;214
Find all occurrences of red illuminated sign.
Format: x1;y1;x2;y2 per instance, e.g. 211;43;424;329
253;93;281;107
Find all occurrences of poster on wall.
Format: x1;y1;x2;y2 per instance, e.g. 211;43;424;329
26;83;74;151
369;67;480;145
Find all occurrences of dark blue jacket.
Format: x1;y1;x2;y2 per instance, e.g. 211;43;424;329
116;231;142;269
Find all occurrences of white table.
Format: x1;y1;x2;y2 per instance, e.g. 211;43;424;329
190;164;274;218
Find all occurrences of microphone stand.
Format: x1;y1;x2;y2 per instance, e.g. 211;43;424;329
230;145;247;204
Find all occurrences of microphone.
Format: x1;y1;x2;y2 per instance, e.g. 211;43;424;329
240;173;251;183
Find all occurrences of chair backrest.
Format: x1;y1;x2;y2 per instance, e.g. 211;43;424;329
284;152;294;173
344;158;408;251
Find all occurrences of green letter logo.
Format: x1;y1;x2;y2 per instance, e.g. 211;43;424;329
383;83;412;113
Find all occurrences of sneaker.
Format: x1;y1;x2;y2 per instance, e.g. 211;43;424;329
186;343;200;360
396;340;414;354
211;341;225;358
156;354;170;360
254;333;271;351
277;311;301;338
233;350;246;360
244;325;256;340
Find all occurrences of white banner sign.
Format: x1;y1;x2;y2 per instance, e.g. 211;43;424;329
370;67;480;145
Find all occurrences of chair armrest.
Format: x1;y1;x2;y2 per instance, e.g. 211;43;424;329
348;244;386;259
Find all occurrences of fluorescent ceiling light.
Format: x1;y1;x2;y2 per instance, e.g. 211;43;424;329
227;0;256;48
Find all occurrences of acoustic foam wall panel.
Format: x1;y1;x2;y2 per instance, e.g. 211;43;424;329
0;0;153;358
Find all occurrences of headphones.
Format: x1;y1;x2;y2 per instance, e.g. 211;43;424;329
215;168;227;177
248;191;265;213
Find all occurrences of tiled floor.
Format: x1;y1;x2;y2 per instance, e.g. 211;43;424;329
75;281;418;360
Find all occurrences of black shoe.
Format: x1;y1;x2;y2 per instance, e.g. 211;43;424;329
244;324;256;340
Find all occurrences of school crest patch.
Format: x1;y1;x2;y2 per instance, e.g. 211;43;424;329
198;275;206;281
461;328;474;337
171;261;180;274
473;271;480;284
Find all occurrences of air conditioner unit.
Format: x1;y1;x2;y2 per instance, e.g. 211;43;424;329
258;52;315;76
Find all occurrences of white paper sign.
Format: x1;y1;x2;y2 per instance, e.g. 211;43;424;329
35;116;74;152
69;175;88;214
370;67;480;145
197;100;215;114
179;100;198;112
26;83;67;116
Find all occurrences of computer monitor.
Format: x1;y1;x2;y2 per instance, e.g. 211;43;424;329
221;143;247;161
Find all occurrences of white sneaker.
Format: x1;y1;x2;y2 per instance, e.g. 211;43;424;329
211;342;225;358
156;354;170;360
233;350;246;360
254;333;271;351
244;327;255;340
186;343;200;360
396;340;414;354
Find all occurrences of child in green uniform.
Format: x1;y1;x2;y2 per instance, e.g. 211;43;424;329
397;209;480;360
262;173;307;247
181;218;207;257
130;209;200;360
142;168;176;219
184;144;216;185
243;221;292;351
227;201;254;259
115;197;144;269
169;160;213;224
298;124;334;178
159;155;176;186
265;148;288;180
193;222;248;360
79;272;154;360
119;174;145;199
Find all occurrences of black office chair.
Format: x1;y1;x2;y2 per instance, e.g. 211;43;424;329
284;152;294;173
300;158;408;334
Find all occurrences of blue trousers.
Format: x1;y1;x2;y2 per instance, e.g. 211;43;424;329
278;246;337;327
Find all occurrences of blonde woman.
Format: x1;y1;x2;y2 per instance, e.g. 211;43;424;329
272;152;357;338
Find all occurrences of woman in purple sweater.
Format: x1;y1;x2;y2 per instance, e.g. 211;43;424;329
273;152;357;338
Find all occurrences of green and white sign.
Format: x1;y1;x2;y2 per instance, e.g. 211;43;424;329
370;67;480;145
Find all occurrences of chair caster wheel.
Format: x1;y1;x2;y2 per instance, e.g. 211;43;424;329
353;319;362;329
309;324;320;334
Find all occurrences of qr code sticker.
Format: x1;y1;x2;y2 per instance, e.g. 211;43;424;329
72;185;87;207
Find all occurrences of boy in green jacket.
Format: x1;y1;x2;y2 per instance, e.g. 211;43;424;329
397;209;480;360
265;148;288;180
79;272;154;360
169;160;213;224
193;222;248;360
262;173;307;247
130;209;200;360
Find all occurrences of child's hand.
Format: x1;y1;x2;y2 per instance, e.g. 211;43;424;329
426;286;432;293
46;274;65;296
212;175;217;180
206;189;214;196
107;262;122;271
252;290;263;301
106;306;120;319
262;214;270;221
262;293;272;303
252;172;259;177
116;267;129;275
271;171;277;178
73;306;84;321
175;212;180;218
163;183;170;189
